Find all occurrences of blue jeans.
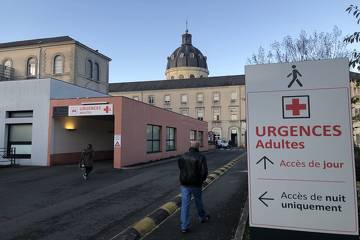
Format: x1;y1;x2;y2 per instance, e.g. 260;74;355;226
180;185;206;230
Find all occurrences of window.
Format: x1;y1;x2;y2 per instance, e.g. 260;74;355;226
7;124;32;158
181;94;188;104
197;93;204;103
94;63;100;81
133;96;139;101
357;134;360;145
213;108;220;121
190;53;195;58
196;108;204;120
179;74;184;79
355;108;360;117
53;55;64;74
164;95;171;105
231;92;237;102
181;109;189;116
166;127;176;151
180;52;184;58
148;95;155;104
200;75;203;78
27;57;37;77
171;55;175;60
190;74;195;78
87;60;93;79
213;92;220;103
171;76;175;80
230;107;238;120
147;125;161;153
190;130;196;141
3;59;12;79
197;131;204;147
212;128;221;141
8;111;33;118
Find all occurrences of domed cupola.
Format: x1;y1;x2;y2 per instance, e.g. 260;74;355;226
165;30;209;80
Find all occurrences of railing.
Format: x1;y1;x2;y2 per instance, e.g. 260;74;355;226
0;65;15;81
0;148;16;165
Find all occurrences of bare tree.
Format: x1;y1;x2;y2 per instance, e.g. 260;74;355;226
248;26;350;64
345;4;360;70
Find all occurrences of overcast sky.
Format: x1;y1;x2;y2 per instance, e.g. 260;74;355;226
0;0;359;82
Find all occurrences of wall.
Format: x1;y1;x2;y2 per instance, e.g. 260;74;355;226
121;97;208;166
0;79;51;166
0;41;110;94
0;43;74;81
75;45;109;94
165;66;209;80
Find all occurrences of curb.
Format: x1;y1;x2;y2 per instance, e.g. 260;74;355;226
110;152;246;240
232;196;249;240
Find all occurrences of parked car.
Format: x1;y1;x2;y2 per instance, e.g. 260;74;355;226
216;139;230;149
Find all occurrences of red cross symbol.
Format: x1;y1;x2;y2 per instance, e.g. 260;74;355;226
103;106;111;113
285;98;306;116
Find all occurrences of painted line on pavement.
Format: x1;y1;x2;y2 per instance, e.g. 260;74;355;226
109;152;246;240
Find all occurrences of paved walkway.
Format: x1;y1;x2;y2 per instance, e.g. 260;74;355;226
0;149;245;240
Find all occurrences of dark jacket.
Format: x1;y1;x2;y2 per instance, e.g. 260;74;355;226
80;148;95;167
178;148;208;187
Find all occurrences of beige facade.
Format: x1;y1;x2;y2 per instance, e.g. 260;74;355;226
110;84;246;147
0;36;111;93
165;66;209;80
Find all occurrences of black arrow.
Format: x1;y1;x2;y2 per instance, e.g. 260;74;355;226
258;191;274;207
256;156;274;170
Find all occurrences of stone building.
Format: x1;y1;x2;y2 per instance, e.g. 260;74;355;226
109;30;246;147
0;36;111;93
110;76;246;147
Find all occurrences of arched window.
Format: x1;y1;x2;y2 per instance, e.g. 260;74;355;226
212;128;222;141
170;76;174;80
27;57;37;77
200;75;203;78
53;55;64;74
189;74;195;78
87;60;93;79
179;74;184;79
94;63;100;81
3;59;12;79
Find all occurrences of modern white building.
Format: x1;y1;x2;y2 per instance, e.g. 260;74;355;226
0;78;106;166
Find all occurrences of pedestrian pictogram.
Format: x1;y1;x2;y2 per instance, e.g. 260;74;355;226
282;95;310;119
287;65;303;88
256;156;273;170
258;191;274;207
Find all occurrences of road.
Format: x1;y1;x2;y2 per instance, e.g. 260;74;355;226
0;149;246;240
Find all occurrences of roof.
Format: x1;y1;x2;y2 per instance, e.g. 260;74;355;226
109;75;245;92
0;36;111;61
166;32;208;70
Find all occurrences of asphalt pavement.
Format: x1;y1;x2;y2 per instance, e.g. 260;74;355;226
0;149;246;240
145;154;248;240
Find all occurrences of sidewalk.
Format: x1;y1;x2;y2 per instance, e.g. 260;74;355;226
144;155;248;240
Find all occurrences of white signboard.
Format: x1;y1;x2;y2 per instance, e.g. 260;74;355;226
114;135;121;148
246;59;358;235
68;104;113;116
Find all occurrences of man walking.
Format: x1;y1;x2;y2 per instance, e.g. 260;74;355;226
178;141;210;233
79;144;95;180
